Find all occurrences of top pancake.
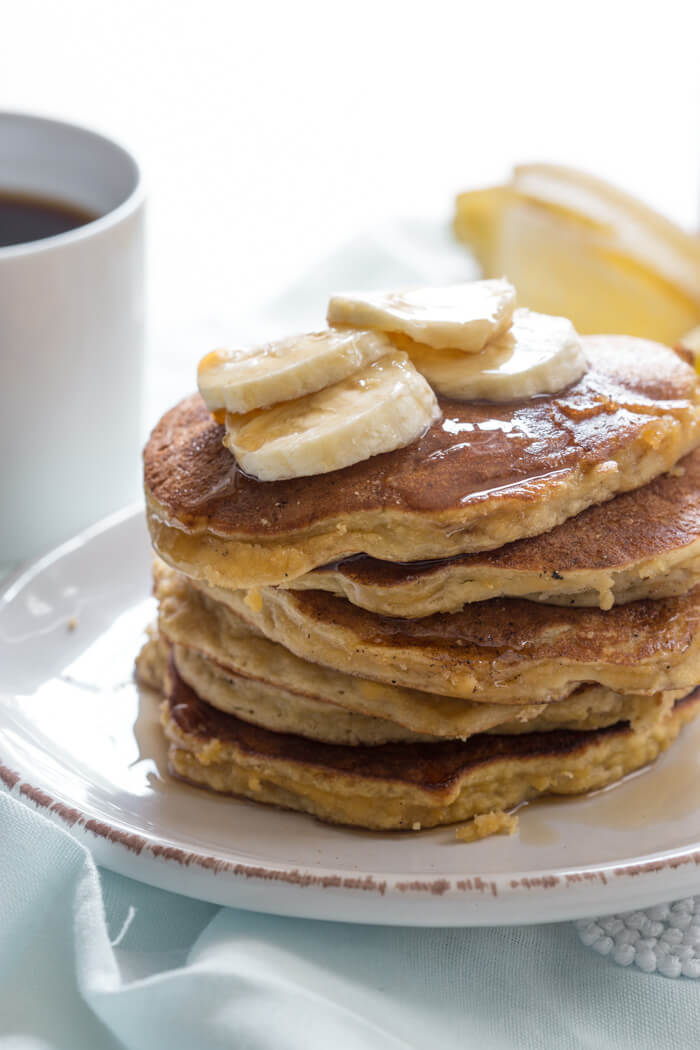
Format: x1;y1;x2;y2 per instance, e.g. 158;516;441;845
144;336;700;588
287;449;700;615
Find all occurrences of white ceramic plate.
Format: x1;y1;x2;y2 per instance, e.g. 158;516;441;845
2;506;700;926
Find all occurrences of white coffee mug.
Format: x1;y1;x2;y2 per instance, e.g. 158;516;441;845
0;112;145;564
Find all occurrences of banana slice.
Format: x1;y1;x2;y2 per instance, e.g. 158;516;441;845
400;308;587;401
197;328;393;415
223;350;440;481
327;279;516;352
454;165;700;344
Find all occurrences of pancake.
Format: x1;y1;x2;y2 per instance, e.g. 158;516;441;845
171;640;436;745
162;662;700;831
200;579;700;703
153;558;544;737
175;641;682;743
140;630;678;746
153;561;680;738
286;450;700;616
134;624;167;691
144;336;700;589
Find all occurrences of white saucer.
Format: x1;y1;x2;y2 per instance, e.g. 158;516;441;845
2;506;699;926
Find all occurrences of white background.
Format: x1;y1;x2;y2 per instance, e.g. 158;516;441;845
2;0;699;421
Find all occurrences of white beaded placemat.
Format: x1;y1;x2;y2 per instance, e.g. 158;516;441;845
575;897;700;977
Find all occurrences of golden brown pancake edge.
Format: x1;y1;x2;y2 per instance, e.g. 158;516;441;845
151;562;684;739
163;660;700;830
144;337;700;587
195;577;700;703
289;448;700;614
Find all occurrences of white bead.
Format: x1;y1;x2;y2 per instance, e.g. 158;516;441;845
577;897;700;978
635;949;657;973
675;946;694;961
682;958;700;978
625;912;647;930
612;944;636;966
579;924;603;946
616;928;641;946
658;956;683;979
647;904;671;921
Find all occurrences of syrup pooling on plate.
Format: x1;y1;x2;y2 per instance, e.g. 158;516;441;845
518;724;700;847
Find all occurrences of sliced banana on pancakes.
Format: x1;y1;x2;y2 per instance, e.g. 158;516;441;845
327;278;516;352
196;279;590;481
198;327;393;414
223;350;440;481
403;308;587;401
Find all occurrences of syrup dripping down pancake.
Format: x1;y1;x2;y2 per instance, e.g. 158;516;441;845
286;448;700;616
144;336;700;589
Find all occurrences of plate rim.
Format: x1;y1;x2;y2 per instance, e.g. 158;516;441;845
2;504;700;926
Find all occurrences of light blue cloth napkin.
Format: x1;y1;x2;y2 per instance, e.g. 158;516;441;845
2;789;699;1050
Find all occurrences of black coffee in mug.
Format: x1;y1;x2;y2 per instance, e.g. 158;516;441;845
0;191;97;247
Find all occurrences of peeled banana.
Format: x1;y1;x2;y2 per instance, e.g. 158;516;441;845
454;164;700;345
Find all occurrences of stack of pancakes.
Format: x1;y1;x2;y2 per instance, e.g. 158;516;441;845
140;334;700;835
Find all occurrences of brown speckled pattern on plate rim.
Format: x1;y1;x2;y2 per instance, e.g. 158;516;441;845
4;757;700;899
